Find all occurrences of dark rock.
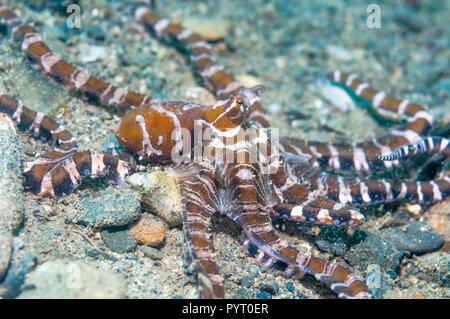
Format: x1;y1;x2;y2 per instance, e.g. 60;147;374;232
101;227;137;253
315;225;350;255
344;230;403;275
378;222;444;254
259;283;277;295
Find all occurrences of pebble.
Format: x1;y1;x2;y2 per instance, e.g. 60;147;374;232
78;44;108;63
127;171;182;227
140;246;163;260
129;214;166;247
268;103;281;113
378;222;444;255
326;45;355;61
314;225;350;256
235;74;263;88
182;17;230;41
185;86;217;105
101;227;137;253
259;283;277;295
72;185;142;228
364;264;396;299
17;260;127;299
344;230;403;274
319;82;356;112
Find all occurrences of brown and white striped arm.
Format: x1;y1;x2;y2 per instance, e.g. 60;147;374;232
24;150;137;197
379;136;450;161
281;71;436;174
270;162;365;226
322;174;450;206
221;161;371;298
175;163;224;299
271;200;365;227
0;93;77;153
241;232;371;298
0;6;152;114
275;156;449;207
238;211;371;299
134;7;270;128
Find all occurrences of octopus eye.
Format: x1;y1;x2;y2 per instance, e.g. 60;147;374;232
236;97;243;105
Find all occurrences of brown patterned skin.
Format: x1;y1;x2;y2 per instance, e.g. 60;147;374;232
0;4;448;299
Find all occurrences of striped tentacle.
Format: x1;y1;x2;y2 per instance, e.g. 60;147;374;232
24;150;137;197
295;253;372;299
330;71;433;140
0;93;77;153
239;215;371;299
270;160;365;227
222;162;370;298
280;137;401;173
318;173;450;206
379;136;450;161
271;201;364;227
174;163;224;299
134;7;270;128
280;70;436;174
0;6;152;114
276;154;449;207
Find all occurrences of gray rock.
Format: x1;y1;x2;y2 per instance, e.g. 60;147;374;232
0;230;13;280
140;246;162;260
364;264;394;299
101;227;137;253
315;225;350;255
0;252;36;298
127;171;182;227
378;222;444;254
344;230;403;275
17;260;127;298
71;185;142;228
0;115;24;235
